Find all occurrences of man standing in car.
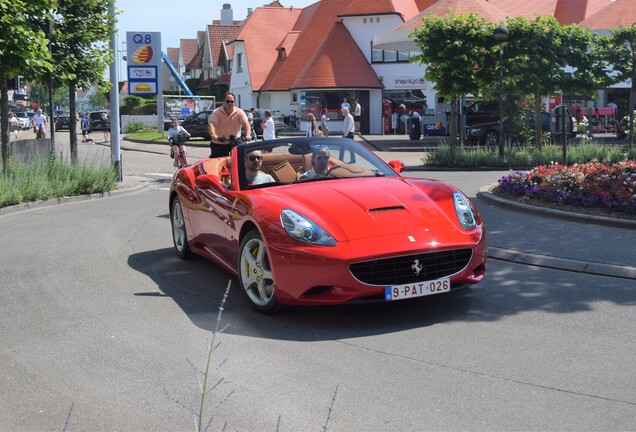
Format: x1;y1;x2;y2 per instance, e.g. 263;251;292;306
208;92;252;157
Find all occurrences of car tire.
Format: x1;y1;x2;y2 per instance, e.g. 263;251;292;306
483;129;499;146
238;230;280;313
171;197;193;260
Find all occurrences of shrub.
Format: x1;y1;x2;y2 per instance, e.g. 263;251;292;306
126;121;146;133
0;156;117;208
428;143;634;168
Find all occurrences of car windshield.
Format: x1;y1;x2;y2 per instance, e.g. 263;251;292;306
235;138;399;190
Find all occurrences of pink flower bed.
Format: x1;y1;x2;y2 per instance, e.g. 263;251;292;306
497;160;636;214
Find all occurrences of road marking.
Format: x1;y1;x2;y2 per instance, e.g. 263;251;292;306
144;172;173;177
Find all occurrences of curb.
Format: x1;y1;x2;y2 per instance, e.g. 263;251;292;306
478;184;636;230
0;176;150;217
488;246;636;280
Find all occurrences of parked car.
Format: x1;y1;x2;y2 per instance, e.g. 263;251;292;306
14;112;30;130
169;137;487;313
467;112;549;146
180;110;212;139
245;108;285;138
467;111;575;146
465;101;501;127
54;115;71;131
88;110;110;132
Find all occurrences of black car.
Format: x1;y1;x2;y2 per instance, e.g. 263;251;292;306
88;110;110;132
467;111;574;146
180;110;212;139
465;101;501;127
54;115;71;131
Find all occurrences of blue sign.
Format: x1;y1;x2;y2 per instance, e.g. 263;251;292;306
127;32;161;96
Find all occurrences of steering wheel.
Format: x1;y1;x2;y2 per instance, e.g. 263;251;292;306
325;165;341;176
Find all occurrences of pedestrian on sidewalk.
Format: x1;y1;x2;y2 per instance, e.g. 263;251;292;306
8;112;19;140
353;99;362;133
320;108;330;137
80;114;89;142
341;107;355;139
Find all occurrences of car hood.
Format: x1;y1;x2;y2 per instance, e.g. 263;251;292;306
262;177;462;242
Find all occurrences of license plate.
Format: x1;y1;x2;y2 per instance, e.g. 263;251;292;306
384;277;450;301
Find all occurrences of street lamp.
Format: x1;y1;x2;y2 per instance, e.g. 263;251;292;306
494;25;509;158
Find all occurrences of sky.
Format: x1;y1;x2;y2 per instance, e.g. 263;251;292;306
115;0;316;54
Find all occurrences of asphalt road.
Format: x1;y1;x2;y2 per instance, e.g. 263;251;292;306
0;132;634;430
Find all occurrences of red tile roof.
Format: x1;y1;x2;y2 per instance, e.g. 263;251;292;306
340;0;420;21
208;24;241;67
167;47;179;65
487;0;557;20
398;0;508;31
415;0;439;11
554;0;612;25
232;6;304;90
180;39;197;66
579;0;636;29
292;21;383;89
188;44;204;69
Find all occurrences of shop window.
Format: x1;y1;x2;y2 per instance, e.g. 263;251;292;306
370;42;412;63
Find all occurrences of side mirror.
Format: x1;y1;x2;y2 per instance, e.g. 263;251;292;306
388;160;405;173
195;174;224;191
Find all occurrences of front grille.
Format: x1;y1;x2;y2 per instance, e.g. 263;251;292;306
350;249;473;285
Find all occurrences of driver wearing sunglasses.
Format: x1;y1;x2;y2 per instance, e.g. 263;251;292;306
244;149;274;185
300;145;331;179
208;91;253;158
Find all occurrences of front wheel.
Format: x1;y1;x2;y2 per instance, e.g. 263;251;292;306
238;230;280;313
483;130;499;146
171;197;193;259
177;146;188;168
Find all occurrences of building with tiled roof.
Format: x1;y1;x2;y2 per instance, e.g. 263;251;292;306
179;39;197;80
186;31;207;81
159;47;181;92
163;1;633;135
578;0;636;31
229;0;427;133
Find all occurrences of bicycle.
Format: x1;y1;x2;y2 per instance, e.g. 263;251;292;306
34;124;46;139
283;110;300;131
170;132;189;168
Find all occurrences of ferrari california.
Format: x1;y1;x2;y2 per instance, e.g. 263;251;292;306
169;137;487;313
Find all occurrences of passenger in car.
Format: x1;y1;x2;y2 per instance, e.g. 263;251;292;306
244;149;275;185
300;145;330;179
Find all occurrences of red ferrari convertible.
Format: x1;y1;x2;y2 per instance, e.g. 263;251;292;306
169;137;486;313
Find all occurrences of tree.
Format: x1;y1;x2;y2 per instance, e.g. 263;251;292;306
51;0;115;163
87;91;109;110
0;0;55;169
598;24;636;148
410;13;498;149
504;16;602;149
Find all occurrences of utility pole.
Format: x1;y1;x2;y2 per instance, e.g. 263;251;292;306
109;0;122;181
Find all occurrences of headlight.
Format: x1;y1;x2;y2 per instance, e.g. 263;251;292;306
281;209;337;246
453;192;477;230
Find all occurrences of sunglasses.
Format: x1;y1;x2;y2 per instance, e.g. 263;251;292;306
247;155;263;161
225;100;235;104
315;155;330;161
